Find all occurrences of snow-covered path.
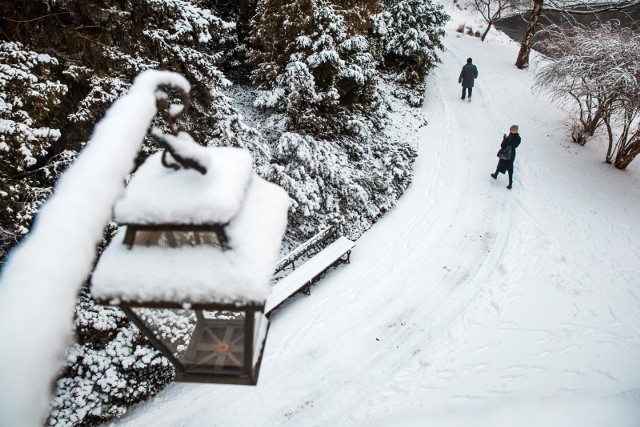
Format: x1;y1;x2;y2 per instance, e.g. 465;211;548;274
115;13;640;427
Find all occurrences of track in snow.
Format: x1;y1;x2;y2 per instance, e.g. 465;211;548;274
115;19;640;427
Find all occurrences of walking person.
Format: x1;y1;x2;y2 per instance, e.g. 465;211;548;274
458;58;478;102
491;125;521;189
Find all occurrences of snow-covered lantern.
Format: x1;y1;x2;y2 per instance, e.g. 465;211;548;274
91;127;289;385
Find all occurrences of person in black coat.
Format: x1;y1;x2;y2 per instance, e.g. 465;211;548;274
458;58;478;102
491;125;521;189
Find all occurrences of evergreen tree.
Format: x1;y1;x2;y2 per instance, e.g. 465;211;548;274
267;125;416;238
47;289;173;427
0;42;72;263
249;0;419;242
1;0;255;152
251;0;381;138
372;0;449;105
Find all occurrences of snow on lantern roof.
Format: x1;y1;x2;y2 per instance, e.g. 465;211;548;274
114;131;254;226
91;133;290;306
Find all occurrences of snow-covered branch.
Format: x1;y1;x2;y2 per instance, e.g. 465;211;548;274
534;23;640;167
0;70;190;427
544;0;640;14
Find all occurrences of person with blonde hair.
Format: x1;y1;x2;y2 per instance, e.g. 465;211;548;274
491;125;521;189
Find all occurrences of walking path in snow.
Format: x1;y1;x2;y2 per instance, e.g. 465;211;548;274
115;8;640;427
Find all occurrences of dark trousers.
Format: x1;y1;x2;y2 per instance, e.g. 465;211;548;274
495;163;513;185
462;87;473;99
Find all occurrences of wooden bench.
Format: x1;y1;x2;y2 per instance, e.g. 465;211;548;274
265;233;355;316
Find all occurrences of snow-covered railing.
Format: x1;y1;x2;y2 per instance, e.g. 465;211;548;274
0;70;190;427
266;236;355;315
274;226;338;274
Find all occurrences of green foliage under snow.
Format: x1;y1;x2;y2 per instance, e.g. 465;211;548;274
0;0;447;425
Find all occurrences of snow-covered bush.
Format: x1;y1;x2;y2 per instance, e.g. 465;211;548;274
47;290;173;427
266;116;416;239
7;0;256;151
248;0;418;241
534;22;640;169
0;41;72;261
372;0;449;85
251;0;381;138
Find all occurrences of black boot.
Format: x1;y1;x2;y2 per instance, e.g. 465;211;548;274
491;173;497;179
507;183;512;189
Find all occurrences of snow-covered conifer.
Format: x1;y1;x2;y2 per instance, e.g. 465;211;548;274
266;110;417;240
0;42;71;261
249;0;417;242
372;0;449;96
252;0;380;137
47;290;173;427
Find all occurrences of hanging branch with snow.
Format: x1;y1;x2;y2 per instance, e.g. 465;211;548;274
515;0;639;69
0;70;191;427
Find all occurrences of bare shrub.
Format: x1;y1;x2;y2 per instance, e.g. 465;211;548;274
534;22;640;169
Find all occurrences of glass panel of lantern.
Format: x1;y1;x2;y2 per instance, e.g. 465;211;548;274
126;306;266;383
124;226;226;249
135;308;242;373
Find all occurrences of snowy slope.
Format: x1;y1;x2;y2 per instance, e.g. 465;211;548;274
112;4;640;426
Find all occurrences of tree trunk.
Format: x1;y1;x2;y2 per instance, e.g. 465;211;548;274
586;105;604;136
614;148;640;169
481;21;493;41
614;126;640;169
515;0;544;69
604;118;615;163
238;0;250;42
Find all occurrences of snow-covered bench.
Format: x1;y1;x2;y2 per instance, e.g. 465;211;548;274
265;234;355;316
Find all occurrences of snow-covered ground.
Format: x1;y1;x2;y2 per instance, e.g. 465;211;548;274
111;3;640;426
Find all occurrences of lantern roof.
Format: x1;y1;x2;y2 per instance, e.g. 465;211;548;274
91;140;290;306
114;132;253;226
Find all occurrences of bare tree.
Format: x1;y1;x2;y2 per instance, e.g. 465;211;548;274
515;0;544;68
469;0;513;41
515;0;640;69
534;23;640;169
